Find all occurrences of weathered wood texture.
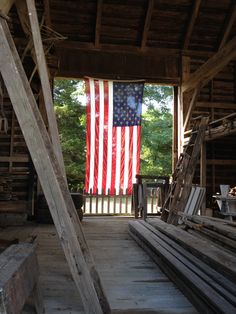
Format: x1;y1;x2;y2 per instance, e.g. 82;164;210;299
0;18;106;314
129;219;236;314
57;48;179;83
182;36;236;93
0;243;43;314
0;219;197;313
25;0;66;178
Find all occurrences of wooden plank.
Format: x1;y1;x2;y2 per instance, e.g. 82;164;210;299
182;36;236;93
186;215;236;241
0;243;41;314
141;0;154;50
147;218;236;281
218;0;236;50
95;0;103;48
182;0;201;49
0;156;29;162
139;220;236;294
129;221;236;314
0;0;15;14
184;220;236;254
196;101;236;109
183;87;200;130
25;0;66;179
0;19;106;314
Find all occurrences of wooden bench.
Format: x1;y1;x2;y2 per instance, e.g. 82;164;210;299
0;243;44;314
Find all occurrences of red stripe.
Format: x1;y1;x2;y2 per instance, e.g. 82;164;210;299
102;81;109;193
110;127;117;195
136;126;141;175
93;80;100;194
85;79;91;193
127;126;133;194
120;127;126;194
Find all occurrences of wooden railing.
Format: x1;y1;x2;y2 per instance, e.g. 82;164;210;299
83;188;162;215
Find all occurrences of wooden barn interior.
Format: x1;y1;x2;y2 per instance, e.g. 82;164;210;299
0;0;236;313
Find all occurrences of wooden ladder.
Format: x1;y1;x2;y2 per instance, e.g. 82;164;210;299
161;116;209;224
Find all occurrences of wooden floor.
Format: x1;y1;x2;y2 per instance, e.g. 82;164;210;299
0;217;198;313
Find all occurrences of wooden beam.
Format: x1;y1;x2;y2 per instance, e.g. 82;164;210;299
56;40;214;58
141;0;154;50
172;86;178;170
0;0;15;14
0;18;105;314
43;0;52;28
57;47;180;84
218;0;236;50
25;0;66;178
182;36;236;93
200;142;206;213
183;87;200;130
95;0;103;48
196;101;236;109
182;0;201;50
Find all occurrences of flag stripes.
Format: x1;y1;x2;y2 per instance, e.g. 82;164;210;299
85;78;142;195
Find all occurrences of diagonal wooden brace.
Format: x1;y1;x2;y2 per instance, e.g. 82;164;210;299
0;18;108;314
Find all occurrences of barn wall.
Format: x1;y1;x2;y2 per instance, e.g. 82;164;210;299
0;80;34;217
185;57;236;207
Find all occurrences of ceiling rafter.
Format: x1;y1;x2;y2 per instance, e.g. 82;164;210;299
182;0;201;50
141;0;154;50
95;0;103;48
218;0;236;50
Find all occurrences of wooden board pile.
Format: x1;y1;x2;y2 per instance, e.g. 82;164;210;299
129;218;236;313
180;215;236;254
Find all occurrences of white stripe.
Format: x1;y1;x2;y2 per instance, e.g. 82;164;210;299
97;81;104;194
115;127;121;194
132;126;137;183
123;127;130;194
106;81;113;194
89;79;96;191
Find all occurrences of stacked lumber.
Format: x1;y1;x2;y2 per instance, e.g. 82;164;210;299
129;218;236;313
180;215;236;254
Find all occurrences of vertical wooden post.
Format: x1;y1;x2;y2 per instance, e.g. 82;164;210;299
200;142;206;214
0;18;108;314
25;0;66;178
172;86;178;171
178;86;184;155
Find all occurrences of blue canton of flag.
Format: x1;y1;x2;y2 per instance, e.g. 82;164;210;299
113;82;143;127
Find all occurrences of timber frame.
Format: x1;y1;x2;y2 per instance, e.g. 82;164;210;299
1;0;236;311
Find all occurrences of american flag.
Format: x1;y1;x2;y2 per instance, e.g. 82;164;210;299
85;78;144;195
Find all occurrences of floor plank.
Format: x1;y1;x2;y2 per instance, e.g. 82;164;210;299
0;217;198;313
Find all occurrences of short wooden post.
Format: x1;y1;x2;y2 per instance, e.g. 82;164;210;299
119;189;122;214
95;189;99;214
151;188;154;213
114;188;117;214
125;188;128;214
89;188;92;214
101;188;104;214
107;188;110;214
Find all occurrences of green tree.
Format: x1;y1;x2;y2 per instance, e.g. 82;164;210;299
141;85;173;176
54;79;86;190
